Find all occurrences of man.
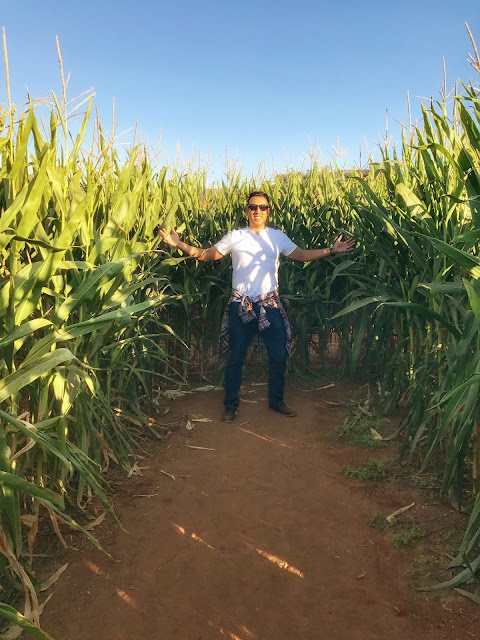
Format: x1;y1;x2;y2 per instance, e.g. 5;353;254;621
160;191;356;422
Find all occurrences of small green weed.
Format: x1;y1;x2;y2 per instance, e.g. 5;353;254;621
393;523;425;547
340;458;390;481
339;416;386;448
431;527;464;558
409;472;442;491
405;554;438;584
367;511;397;531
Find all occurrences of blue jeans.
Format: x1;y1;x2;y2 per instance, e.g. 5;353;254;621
224;302;288;411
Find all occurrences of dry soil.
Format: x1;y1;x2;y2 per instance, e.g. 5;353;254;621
36;383;479;640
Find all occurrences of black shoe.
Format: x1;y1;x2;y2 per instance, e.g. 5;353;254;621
270;402;296;417
222;408;236;423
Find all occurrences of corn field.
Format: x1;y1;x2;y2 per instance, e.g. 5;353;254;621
1;40;480;638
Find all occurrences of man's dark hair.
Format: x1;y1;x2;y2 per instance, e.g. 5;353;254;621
247;190;270;205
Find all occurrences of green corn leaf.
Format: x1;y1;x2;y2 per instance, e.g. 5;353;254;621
330;296;393;319
14;197;95;325
380;302;460;338
417;282;463;294
52;255;141;325
0;603;55;640
463;278;480;321
0;181;34;237
0;348;75;404
9;108;34;182
26;300;157;361
66;96;93;172
9;234;69;251
15;151;50;240
418;553;480;591
0;319;52;353
0;409;72;471
432;372;480;409
422;235;480;279
0;470;64;509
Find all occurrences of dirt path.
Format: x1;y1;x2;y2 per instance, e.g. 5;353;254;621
38;384;478;640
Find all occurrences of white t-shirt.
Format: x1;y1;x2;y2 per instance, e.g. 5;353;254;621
214;227;297;297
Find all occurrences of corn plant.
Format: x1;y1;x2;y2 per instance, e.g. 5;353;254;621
0;88;187;636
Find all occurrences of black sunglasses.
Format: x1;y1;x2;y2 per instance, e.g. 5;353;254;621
247;204;269;212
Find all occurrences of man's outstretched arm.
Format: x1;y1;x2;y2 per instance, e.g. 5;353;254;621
159;228;224;262
287;234;356;262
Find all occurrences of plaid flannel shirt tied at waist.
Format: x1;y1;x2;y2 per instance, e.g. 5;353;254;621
220;289;292;355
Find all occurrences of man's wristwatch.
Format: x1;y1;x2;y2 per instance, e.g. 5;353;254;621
328;246;335;256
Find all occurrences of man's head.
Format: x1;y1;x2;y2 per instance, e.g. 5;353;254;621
246;191;270;232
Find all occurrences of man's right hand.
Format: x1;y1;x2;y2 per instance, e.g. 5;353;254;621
159;228;180;247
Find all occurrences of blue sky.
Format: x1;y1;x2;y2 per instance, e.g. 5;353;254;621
1;0;479;181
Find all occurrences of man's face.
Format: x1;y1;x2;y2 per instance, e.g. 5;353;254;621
246;195;269;231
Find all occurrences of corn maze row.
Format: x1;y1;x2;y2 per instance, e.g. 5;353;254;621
1;69;480;637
